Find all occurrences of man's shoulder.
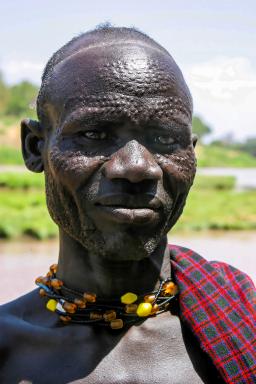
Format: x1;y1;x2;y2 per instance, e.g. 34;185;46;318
0;289;53;342
169;243;256;310
169;243;254;283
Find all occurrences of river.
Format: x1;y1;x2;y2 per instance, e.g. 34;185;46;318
197;167;256;190
0;231;255;305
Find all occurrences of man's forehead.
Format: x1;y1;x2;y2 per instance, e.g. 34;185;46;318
45;42;192;124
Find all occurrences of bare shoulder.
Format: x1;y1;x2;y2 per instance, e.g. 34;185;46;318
0;290;57;346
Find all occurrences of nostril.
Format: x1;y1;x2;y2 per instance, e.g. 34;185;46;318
102;141;163;183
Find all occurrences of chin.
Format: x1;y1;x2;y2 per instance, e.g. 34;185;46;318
45;175;177;261
76;219;166;261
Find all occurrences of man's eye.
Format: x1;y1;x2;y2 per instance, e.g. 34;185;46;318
155;135;175;145
81;131;108;140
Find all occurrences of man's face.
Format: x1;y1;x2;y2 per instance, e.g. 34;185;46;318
42;43;196;260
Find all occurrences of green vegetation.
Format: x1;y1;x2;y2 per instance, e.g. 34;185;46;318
173;188;256;233
0;147;24;165
196;145;256;168
0;73;38;118
0;172;255;239
192;115;212;142
0;171;44;189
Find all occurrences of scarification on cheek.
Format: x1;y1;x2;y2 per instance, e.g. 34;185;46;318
154;147;196;187
47;145;107;189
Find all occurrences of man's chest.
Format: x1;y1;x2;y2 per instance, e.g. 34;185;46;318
3;313;212;384
75;314;205;384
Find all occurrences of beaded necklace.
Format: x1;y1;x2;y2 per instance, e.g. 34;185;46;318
36;264;179;330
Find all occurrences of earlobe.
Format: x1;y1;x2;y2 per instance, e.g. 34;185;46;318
21;119;44;173
192;133;198;148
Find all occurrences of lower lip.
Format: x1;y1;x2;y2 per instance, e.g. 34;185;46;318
96;206;160;225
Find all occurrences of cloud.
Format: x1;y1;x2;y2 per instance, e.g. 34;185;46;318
1;59;43;85
184;57;256;140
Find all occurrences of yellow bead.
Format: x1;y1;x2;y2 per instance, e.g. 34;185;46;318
121;292;138;305
136;302;152;317
46;299;57;312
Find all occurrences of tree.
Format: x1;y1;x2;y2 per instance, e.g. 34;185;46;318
240;137;256;157
5;81;38;117
192;115;212;142
0;72;9;113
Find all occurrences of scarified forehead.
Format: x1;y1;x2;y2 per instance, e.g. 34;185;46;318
40;40;193;127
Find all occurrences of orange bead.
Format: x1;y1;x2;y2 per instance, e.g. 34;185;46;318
35;276;50;286
74;298;86;309
144;294;155;303
50;264;58;274
83;292;96;303
110;319;124;329
163;281;178;295
151;303;159;314
125;304;138;314
63;301;77;314
39;288;47;297
90;311;103;320
50;278;63;289
59;315;72;323
103;310;117;322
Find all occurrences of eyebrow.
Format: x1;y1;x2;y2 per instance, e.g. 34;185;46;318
60;108;114;132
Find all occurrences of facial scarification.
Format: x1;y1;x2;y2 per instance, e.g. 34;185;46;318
42;40;196;261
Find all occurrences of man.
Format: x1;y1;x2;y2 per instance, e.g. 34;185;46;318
0;26;255;384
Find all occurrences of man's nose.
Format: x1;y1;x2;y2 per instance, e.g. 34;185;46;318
102;140;163;183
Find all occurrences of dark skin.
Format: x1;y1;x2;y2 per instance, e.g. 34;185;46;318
0;39;224;383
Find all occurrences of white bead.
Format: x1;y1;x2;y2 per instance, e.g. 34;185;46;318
56;302;66;313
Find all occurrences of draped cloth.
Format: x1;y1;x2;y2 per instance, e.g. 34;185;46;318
169;245;256;384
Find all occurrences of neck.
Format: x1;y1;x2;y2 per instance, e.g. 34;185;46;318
56;229;171;298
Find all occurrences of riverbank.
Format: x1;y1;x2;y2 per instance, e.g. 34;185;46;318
0;231;255;304
0;172;256;238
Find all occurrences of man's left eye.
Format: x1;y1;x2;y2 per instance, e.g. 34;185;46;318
82;131;108;140
156;135;175;145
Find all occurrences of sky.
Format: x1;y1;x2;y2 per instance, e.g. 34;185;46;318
0;0;256;140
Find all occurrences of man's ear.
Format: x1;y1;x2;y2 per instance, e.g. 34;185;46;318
192;133;198;148
21;118;44;173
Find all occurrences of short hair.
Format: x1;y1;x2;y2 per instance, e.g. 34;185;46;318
37;25;170;127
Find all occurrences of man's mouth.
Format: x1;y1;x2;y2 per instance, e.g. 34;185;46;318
94;194;162;225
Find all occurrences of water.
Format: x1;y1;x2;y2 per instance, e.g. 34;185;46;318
197;168;256;190
0;231;255;305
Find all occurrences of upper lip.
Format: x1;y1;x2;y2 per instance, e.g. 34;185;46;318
94;194;163;209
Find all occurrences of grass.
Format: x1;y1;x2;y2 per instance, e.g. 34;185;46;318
0;171;45;189
0;172;255;239
0;147;24;165
196;144;256;168
173;188;256;233
0;189;57;239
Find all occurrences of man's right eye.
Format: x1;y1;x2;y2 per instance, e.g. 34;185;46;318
79;131;108;140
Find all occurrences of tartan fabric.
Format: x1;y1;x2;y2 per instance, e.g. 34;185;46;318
169;244;256;384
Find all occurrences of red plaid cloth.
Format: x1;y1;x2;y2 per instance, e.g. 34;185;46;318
169;244;256;384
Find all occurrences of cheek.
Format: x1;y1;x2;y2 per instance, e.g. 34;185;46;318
156;146;196;191
46;144;106;190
